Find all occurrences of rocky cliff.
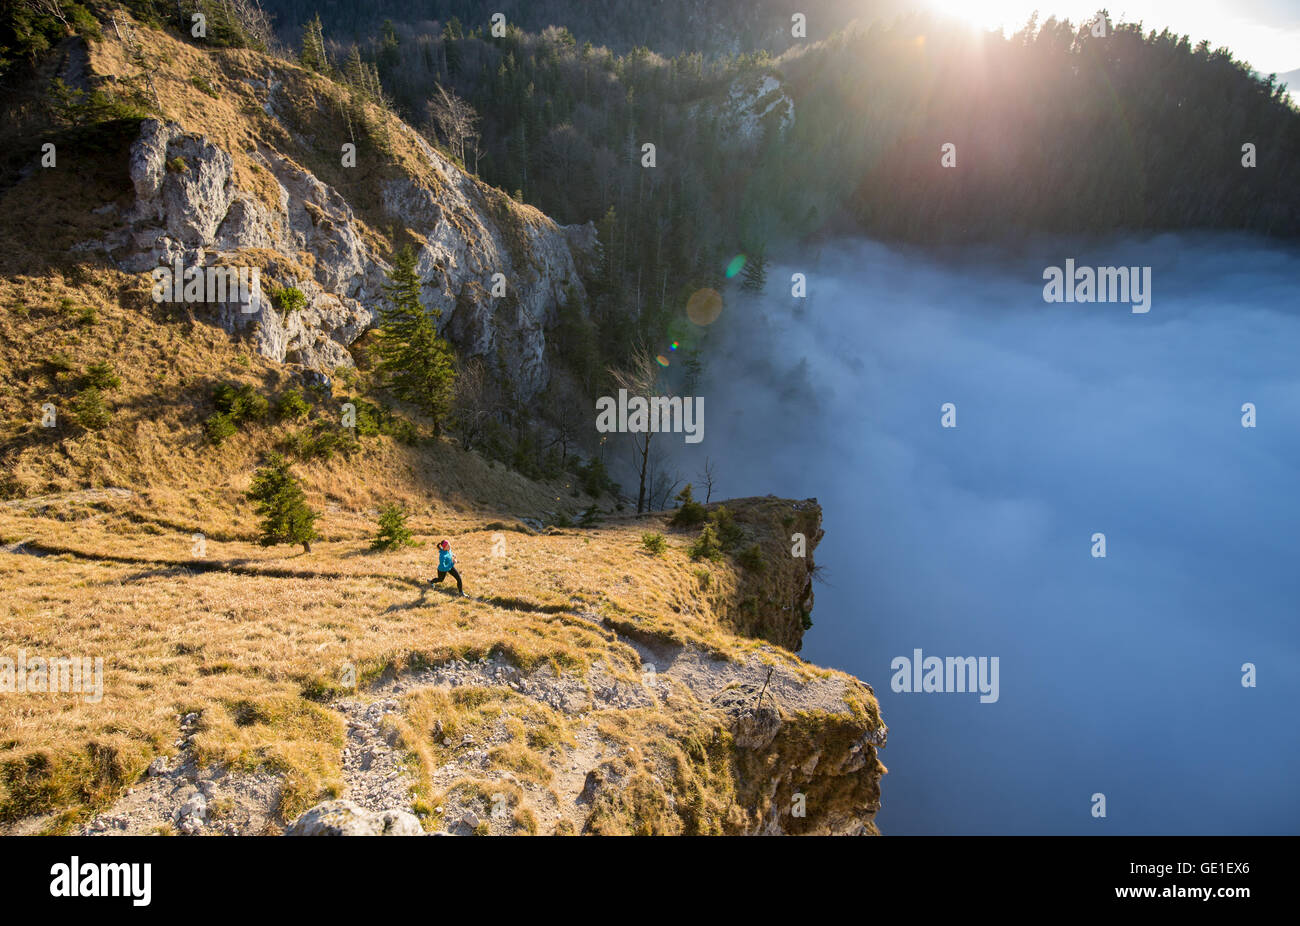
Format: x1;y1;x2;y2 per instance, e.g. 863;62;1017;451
63;19;595;401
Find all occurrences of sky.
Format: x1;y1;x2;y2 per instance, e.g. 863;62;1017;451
657;232;1300;833
924;0;1300;74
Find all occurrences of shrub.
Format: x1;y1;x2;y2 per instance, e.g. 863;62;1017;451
708;505;744;550
670;484;707;527
190;76;220;98
45;79;147;126
247;453;318;553
269;285;307;314
207;383;269;443
737;544;765;573
275;388;311;422
578;504;602;528
83;361;120;391
73;387;110;430
641;532;667;555
694;567;711;589
166;156;188;173
43;353;76;375
576;456;615;497
688;524;724;562
339;397;418;444
213;383;269;423
54;298;96;326
205;413;238;444
281;421;359;461
372;503;414;550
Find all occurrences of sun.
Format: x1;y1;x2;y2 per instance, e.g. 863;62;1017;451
926;0;1039;32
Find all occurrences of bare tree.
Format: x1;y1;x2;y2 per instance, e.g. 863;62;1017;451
542;123;588;185
647;459;682;512
30;1;70;32
699;456;717;503
450;356;494;453
609;346;659;514
223;0;276;52
426;82;479;165
541;375;584;466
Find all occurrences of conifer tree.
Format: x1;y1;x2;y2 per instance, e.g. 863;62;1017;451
741;248;768;293
372;502;414;550
300;14;330;75
375;247;457;433
247;453;319;553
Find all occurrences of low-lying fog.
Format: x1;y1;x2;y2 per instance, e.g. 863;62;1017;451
637;234;1300;833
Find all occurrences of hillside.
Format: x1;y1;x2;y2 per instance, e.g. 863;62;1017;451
0;485;883;835
0;10;886;836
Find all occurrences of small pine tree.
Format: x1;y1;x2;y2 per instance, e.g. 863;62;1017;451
737;543;765;572
578;456;614;497
247;453;319;553
342;46;369;96
275;388;311;422
73;387;110;430
376;247;457;432
669;484;707;527
83;361;120;391
708;505;744;550
689;523;724;561
372;502;414;550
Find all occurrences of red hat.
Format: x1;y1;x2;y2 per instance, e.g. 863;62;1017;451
439;540;450;549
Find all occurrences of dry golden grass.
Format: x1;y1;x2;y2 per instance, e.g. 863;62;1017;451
0;492;843;831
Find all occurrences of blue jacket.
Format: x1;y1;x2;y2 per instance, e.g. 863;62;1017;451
438;549;454;572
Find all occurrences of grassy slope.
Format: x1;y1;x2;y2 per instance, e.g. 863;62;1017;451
0;267;869;834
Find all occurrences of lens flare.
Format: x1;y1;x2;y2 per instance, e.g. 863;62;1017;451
725;255;747;279
656;355;670;367
669;341;679;351
686;288;723;326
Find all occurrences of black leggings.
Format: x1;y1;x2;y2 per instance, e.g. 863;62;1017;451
434;567;463;593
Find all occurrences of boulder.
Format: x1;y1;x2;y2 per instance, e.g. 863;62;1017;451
712;683;782;750
284;799;423;836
